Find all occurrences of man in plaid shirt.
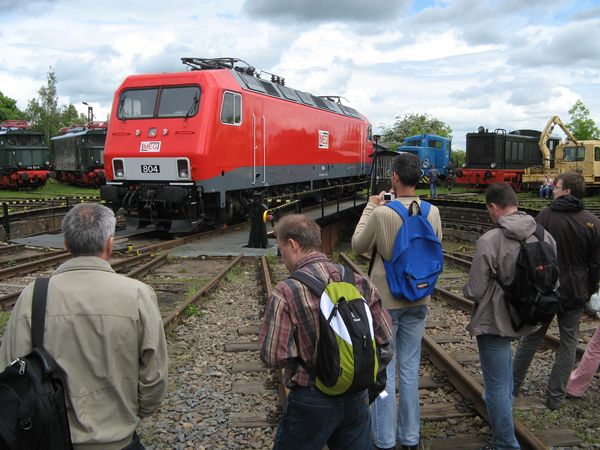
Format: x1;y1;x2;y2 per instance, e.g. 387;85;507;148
260;214;392;450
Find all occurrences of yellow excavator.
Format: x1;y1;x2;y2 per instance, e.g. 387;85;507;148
522;116;600;192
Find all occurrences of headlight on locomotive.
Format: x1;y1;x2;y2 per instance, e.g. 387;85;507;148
113;159;125;178
490;162;497;168
177;159;190;180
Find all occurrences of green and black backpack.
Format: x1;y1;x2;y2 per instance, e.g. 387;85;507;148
290;265;382;396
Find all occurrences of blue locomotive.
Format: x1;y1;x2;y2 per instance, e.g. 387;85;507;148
398;133;452;178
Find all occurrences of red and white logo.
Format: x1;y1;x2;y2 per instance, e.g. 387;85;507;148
140;141;161;152
318;130;329;149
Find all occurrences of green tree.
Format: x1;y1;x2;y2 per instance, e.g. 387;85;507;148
567;99;600;140
380;112;453;150
24;68;87;142
60;104;87;127
25;69;61;142
0;91;26;121
452;149;466;167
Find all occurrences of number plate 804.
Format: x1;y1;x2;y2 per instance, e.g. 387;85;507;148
141;164;160;173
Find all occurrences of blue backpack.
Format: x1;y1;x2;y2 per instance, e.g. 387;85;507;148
383;200;443;301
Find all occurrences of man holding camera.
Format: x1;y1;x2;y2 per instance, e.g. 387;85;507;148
352;152;442;450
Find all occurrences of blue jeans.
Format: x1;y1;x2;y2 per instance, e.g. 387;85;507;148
371;305;427;448
477;334;520;450
429;182;438;198
273;386;371;450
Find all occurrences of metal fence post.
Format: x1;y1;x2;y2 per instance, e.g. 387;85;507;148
2;202;10;242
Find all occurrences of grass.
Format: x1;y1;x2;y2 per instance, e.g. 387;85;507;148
225;265;246;283
514;401;600;445
186;285;198;297
264;251;278;266
182;303;203;318
0;179;99;199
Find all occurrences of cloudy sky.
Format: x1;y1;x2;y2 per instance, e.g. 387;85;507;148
1;0;600;149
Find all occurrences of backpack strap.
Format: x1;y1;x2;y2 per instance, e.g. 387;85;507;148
341;265;355;284
385;200;409;219
419;200;431;217
288;270;327;297
533;222;545;243
386;199;431;218
31;277;50;349
368;246;377;276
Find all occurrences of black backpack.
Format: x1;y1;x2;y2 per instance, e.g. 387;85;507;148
497;223;560;331
0;278;73;450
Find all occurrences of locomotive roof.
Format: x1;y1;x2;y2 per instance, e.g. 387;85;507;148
403;133;451;141
468;127;541;141
228;69;364;120
120;57;368;122
117;58;369;122
0;127;44;136
51;126;107;140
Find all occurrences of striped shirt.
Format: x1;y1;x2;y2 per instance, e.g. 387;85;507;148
259;252;393;388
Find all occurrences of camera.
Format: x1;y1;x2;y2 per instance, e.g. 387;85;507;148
383;193;394;201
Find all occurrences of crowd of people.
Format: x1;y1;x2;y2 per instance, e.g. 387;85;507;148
1;157;599;450
260;161;600;450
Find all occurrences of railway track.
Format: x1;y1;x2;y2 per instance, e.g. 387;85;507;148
131;255;280;448
1;200;598;447
0;225;247;311
340;252;599;448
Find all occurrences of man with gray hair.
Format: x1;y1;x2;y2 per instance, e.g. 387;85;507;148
0;203;168;450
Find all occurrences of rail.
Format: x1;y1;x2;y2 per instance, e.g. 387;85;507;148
339;251;558;449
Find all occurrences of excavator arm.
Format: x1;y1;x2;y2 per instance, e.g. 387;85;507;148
539;116;580;169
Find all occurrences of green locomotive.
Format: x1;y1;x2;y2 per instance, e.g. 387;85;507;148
51;122;107;187
0;120;52;189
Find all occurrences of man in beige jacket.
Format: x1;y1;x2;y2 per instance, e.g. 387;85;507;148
352;152;442;450
0;203;168;450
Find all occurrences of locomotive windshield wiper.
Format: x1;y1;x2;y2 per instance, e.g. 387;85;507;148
185;95;199;120
118;97;126;119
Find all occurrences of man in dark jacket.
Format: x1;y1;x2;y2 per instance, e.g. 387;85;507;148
513;171;600;410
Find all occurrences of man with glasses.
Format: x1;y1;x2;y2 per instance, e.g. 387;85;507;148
513;171;600;410
260;214;392;450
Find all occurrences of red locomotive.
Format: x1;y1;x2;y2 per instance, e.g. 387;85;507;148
51;121;108;187
101;58;373;232
0;120;52;189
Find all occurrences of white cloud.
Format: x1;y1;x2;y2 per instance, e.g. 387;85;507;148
0;0;599;151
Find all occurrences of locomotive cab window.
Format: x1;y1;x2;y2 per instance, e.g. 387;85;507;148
221;92;242;125
118;89;158;119
158;86;201;118
117;86;201;119
595;147;600;161
563;146;585;162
